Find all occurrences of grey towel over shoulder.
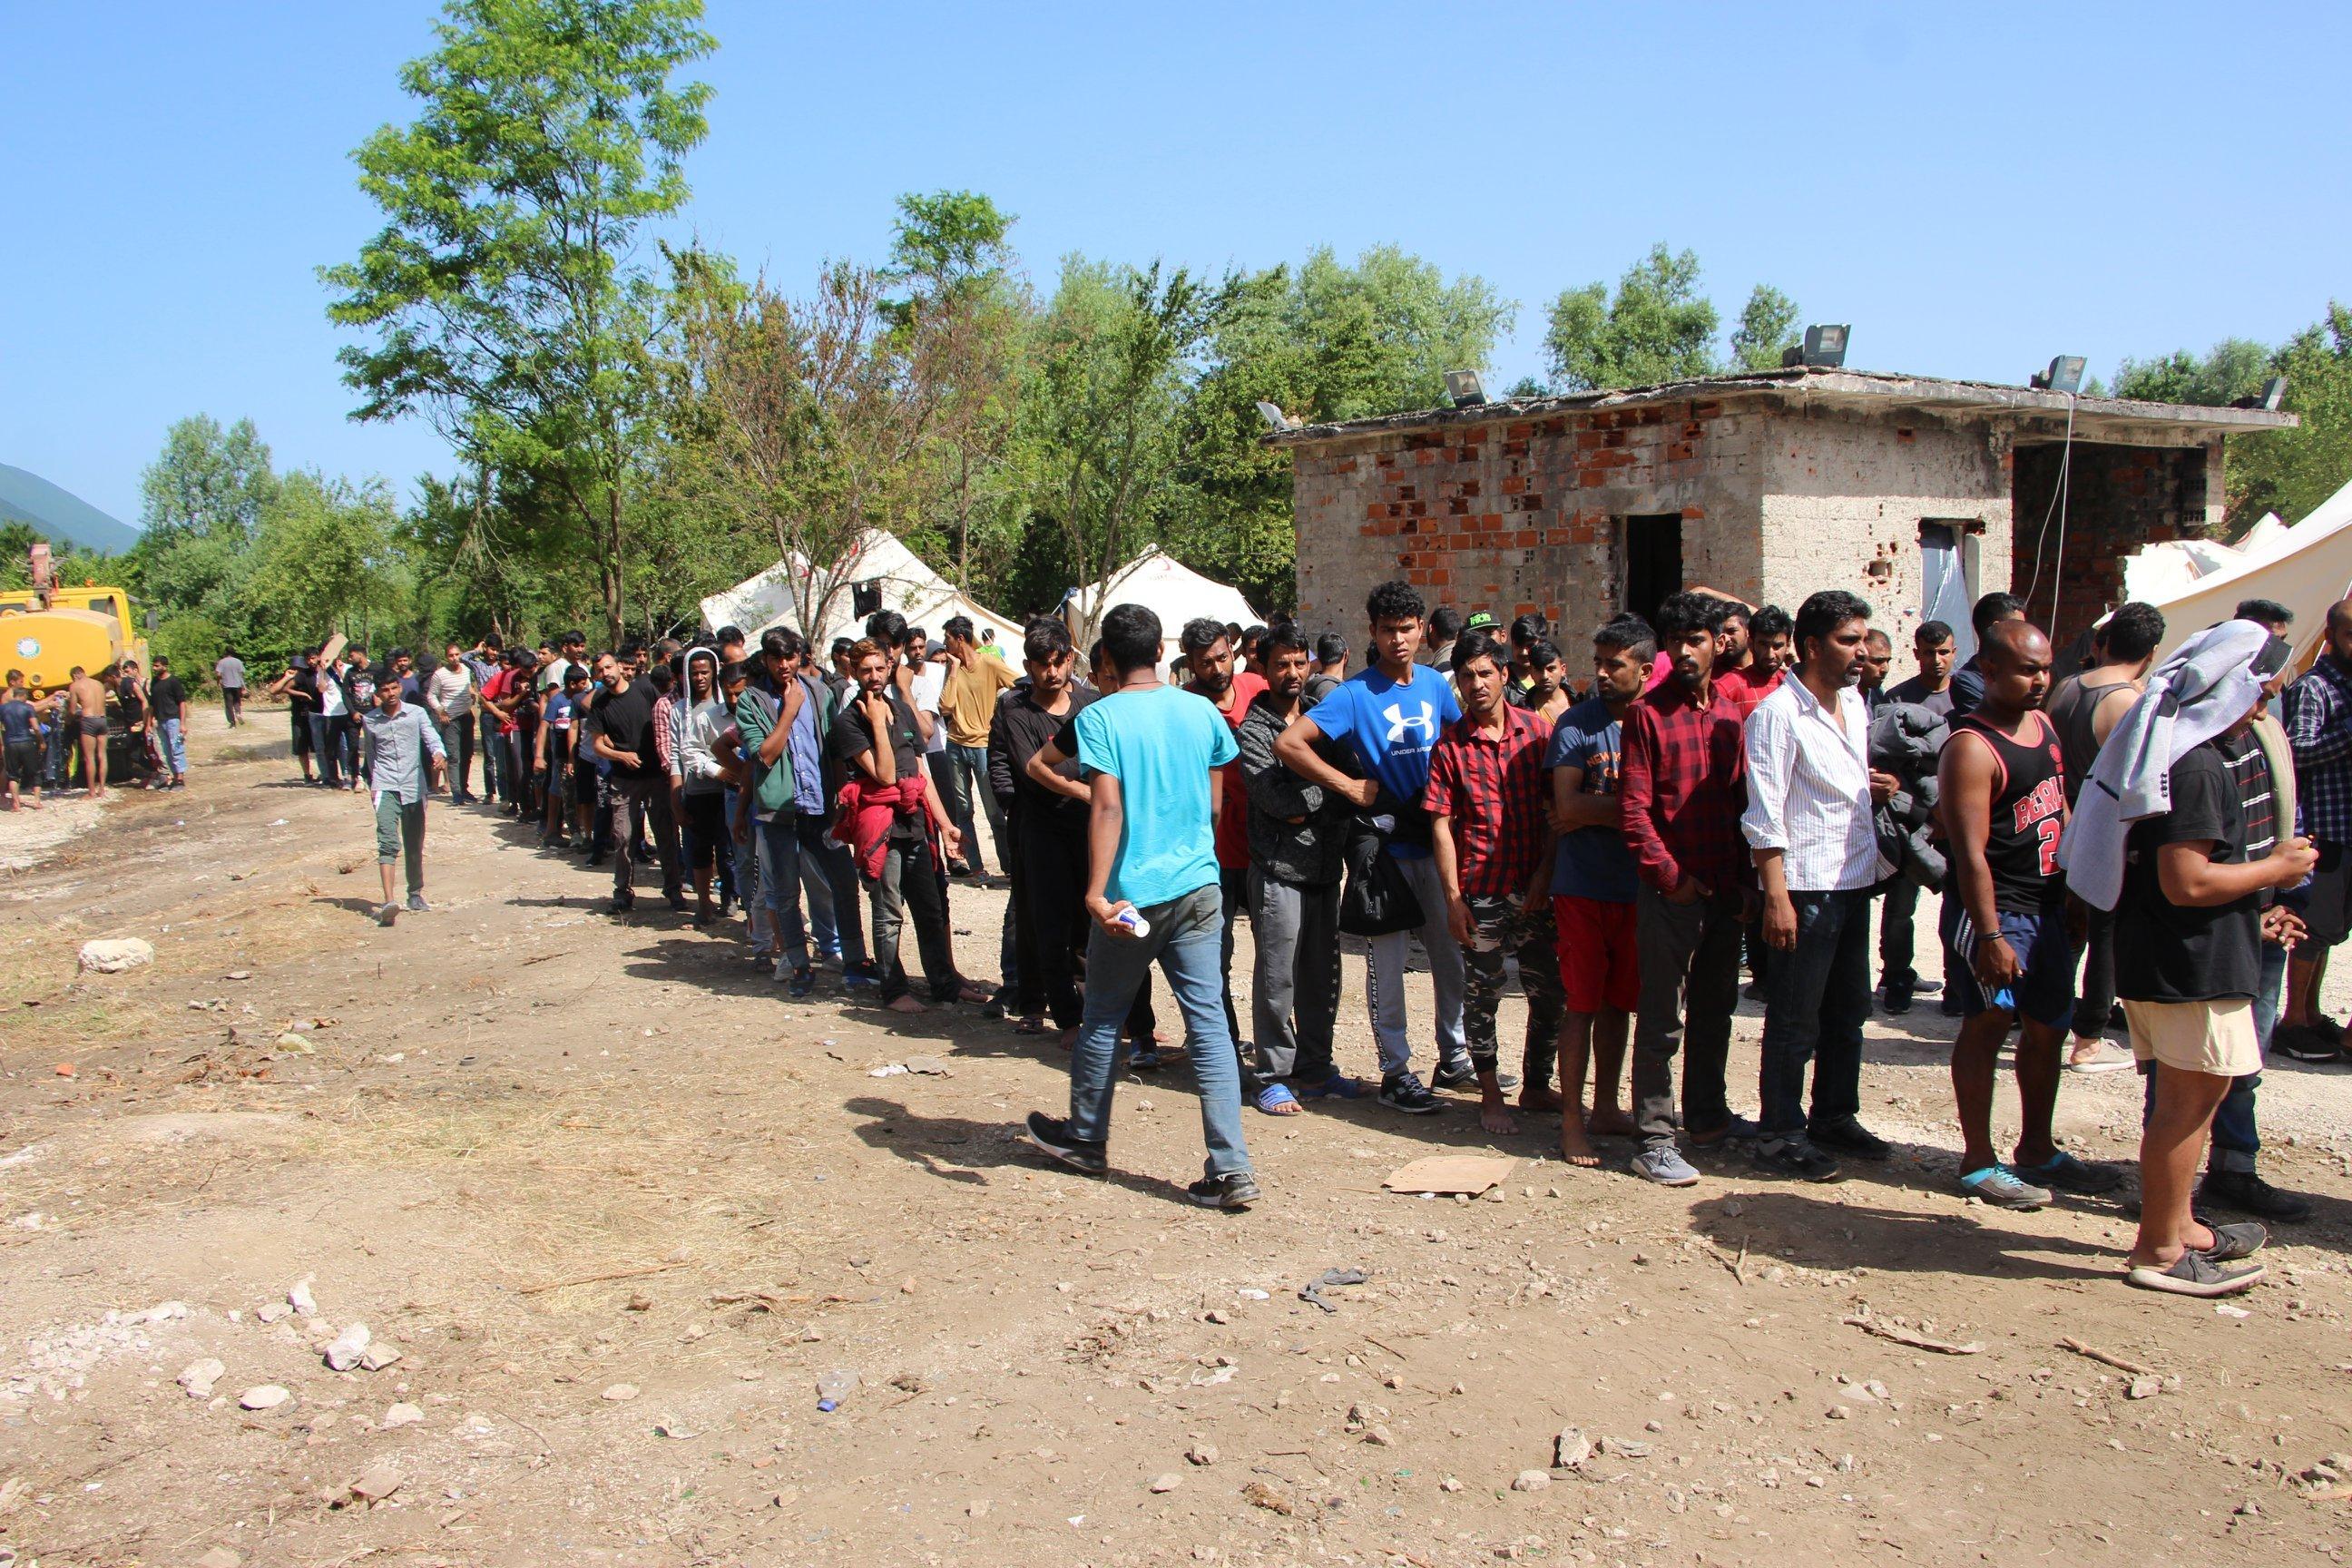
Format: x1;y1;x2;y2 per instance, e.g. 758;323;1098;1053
2058;620;2277;912
1868;700;1948;887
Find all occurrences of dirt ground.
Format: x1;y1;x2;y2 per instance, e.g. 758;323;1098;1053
3;705;2350;1568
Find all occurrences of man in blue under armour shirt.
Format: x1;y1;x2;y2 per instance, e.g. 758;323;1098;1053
1275;579;1470;1113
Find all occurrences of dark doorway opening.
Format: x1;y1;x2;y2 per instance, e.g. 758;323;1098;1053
1620;513;1682;625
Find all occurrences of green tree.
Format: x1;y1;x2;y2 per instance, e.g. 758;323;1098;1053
133;415;280;625
2229;307;2352;531
323;0;716;644
2112;338;2274;407
242;472;402;648
1729;284;1802;372
1544;245;1719;391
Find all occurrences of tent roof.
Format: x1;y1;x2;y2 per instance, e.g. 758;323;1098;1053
2113;476;2352;670
701;530;1024;652
1065;546;1261;649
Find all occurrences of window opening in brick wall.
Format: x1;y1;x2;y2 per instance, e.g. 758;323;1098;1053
1919;520;1978;663
1619;514;1683;626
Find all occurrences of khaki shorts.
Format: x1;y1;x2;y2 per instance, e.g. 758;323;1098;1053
2124;998;2260;1077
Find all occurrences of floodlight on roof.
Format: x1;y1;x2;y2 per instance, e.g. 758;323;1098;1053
2232;377;2287;413
1255;399;1295;433
2030;355;2087;395
1779;324;1850;369
1444;370;1487;407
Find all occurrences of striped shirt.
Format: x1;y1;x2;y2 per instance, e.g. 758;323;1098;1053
1740;676;1888;892
2284;653;2352;843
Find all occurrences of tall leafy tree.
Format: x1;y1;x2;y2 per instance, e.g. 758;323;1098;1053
2112;338;2274;407
322;0;715;643
1544;245;1801;390
1729;284;1803;372
134;415;280;623
2228;308;2352;531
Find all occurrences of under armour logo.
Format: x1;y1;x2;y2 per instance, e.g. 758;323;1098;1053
1382;701;1436;743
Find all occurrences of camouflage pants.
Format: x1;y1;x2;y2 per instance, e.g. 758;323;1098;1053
1462;894;1566;1083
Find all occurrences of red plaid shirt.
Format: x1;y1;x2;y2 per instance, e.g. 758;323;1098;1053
1424;704;1553;897
1620;677;1749;894
1716;663;1783;719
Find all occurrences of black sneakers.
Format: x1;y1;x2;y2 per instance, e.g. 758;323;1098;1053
2198;1170;2314;1222
1808;1116;1891;1161
1186;1171;1261;1210
2273;1024;2344;1063
1754;1137;1843;1182
1024;1112;1107;1174
1379;1071;1441;1114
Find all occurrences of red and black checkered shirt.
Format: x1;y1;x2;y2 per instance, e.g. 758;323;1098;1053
1424;704;1554;898
1620;678;1749;895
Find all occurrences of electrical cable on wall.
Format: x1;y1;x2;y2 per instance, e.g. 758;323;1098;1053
2020;390;2078;629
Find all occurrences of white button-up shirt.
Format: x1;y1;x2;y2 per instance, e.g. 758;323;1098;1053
1740;676;1889;892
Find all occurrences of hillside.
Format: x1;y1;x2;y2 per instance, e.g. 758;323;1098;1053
0;462;140;554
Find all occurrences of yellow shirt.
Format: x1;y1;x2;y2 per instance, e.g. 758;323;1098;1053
938;655;1019;748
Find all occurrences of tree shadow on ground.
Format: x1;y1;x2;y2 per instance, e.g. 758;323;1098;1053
1687;1189;2119;1284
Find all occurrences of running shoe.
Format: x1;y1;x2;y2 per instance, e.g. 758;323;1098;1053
788;965;816;999
405;894;429;913
2197;1171;2313;1222
1631;1142;1700;1187
844;960;881;991
2065;1039;2136;1073
1185;1171;1261;1210
1431;1059;1517;1092
1754;1137;1843;1183
1959;1164;2052;1210
2273;1025;2344;1063
1378;1071;1441;1114
2016;1149;2123;1196
1808;1116;1891;1161
1024;1112;1107;1174
2125;1251;2264;1298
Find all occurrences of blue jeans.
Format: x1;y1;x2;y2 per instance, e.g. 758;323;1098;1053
1757;887;1873;1138
941;742;1004;871
756;814;812;967
158;717;186;778
801;813;867;964
1067;882;1251;1178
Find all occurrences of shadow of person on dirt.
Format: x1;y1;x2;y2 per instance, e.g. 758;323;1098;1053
843;1093;1214;1210
1687;1190;2119;1283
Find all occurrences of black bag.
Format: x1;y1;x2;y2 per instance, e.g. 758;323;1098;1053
1338;817;1426;936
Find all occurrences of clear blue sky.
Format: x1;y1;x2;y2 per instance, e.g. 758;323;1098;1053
6;1;2347;530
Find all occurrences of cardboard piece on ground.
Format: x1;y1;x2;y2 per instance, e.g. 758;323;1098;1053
1381;1154;1515;1195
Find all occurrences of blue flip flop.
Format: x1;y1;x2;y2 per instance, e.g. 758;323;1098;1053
1254;1082;1303;1115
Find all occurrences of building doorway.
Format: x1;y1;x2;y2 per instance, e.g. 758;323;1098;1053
1620;513;1682;626
1920;520;1977;662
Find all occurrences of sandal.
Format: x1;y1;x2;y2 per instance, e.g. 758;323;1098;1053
1014;1014;1046;1035
1253;1082;1303;1115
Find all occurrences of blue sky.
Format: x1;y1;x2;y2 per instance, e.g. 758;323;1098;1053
5;1;2347;529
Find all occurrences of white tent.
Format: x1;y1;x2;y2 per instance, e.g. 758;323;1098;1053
699;530;1024;654
1063;546;1263;665
2113;475;2352;670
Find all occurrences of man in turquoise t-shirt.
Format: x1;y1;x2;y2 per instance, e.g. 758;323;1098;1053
1024;603;1259;1210
1275;579;1470;1113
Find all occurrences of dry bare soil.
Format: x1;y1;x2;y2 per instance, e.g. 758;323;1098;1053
2;707;2349;1568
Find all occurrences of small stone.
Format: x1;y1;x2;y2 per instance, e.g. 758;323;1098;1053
968;1499;991;1517
1828;1406;1850;1419
324;1323;373;1371
382;1402;425;1428
1440;1475;1464;1493
1150;1472;1182;1493
79;937;155;974
360;1342;402;1372
257;1302;289;1324
289;1277;318;1318
2127;1376;2160;1401
603;1383;640;1402
1553;1426;1592;1470
1205;1308;1230;1324
1364;1423;1396;1446
1384;1372;1406;1389
180;1357;225;1397
196;1549;242;1568
1512;1469;1552;1492
1186;1441;1219;1465
348;1462;401;1504
240;1385;291;1411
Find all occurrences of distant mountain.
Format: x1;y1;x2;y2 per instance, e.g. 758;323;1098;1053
0;464;141;554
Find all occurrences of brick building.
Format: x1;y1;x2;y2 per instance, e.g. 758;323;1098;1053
1267;367;2293;659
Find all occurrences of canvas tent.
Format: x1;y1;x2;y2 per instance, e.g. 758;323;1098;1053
699;530;1023;654
1063;546;1262;665
2113;475;2352;670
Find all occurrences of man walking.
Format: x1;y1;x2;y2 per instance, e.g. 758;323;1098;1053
1427;632;1564;1135
356;671;446;925
1238;622;1356;1103
934;615;1019;877
1547;615;1651;1163
1620;592;1756;1185
214;648;246;727
1024;603;1260;1210
1273;580;1468;1113
1744;592;1896;1182
1939;620;2120;1207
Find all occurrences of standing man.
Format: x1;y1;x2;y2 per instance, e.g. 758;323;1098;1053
2047;602;2165;1073
1857;630;1894;716
1877;619;1959;1011
1;676;53;810
355;671;446;925
1023;603;1260;1210
590;644;676;915
463;635;505;804
214;647;246;727
1426;632;1564;1135
66;663;110;799
935;615;1019;877
1619;592;1755;1185
1238;622;1356;1102
149;657;189;789
828;639;989;1014
1744;592;1896;1182
1946;593;2027;720
992;619;1097;1034
1273;580;1469;1114
1179;616;1269;1046
2278;596;2352;1063
1939;620;2120;1207
425;643;478;802
1547;615;1651;1164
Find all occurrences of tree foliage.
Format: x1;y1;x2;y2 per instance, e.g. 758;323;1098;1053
1544;244;1799;391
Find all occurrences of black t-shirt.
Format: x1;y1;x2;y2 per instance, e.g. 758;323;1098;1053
2115;737;2263;1003
151;674;188;723
828;687;926;838
589;681;662;779
117;680;145;725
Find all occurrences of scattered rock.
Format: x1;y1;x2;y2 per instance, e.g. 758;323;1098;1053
346;1463;401;1505
196;1549;242;1568
1150;1472;1182;1494
1186;1441;1219;1465
1363;1423;1396;1446
602;1383;640;1402
179;1357;225;1398
1205;1308;1230;1324
1512;1469;1552;1492
2127;1376;2161;1400
274;1033;315;1054
1440;1475;1464;1493
288;1277;318;1318
360;1342;402;1372
1553;1426;1592;1470
382;1402;425;1428
78;937;154;974
240;1385;291;1411
967;1499;991;1518
1602;1437;1653;1458
257;1302;289;1324
323;1323;372;1371
1241;1481;1293;1515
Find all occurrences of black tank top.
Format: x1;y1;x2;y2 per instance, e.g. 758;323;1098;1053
1950;710;2066;912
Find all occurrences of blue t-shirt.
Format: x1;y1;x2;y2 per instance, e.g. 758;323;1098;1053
1073;683;1239;908
1545;696;1638;904
1307;664;1461;859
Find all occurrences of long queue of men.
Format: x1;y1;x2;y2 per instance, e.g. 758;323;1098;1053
276;573;2348;1297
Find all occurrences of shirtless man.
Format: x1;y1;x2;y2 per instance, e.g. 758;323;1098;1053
66;665;108;799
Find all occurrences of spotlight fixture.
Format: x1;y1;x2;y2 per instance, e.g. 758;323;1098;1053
1255;400;1294;433
2231;377;2288;413
1780;324;1850;368
2029;355;2086;395
1444;369;1487;407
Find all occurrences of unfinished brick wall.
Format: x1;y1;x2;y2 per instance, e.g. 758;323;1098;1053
2011;439;2218;647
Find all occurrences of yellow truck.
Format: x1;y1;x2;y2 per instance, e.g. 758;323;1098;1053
0;543;150;780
